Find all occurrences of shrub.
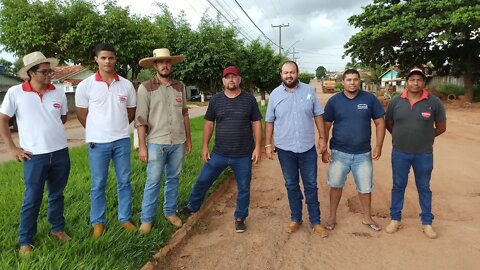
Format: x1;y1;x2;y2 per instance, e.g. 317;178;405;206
430;83;464;96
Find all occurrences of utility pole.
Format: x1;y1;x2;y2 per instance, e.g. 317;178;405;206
271;23;289;54
291;47;299;62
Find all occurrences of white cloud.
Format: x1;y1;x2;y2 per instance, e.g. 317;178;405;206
1;0;372;72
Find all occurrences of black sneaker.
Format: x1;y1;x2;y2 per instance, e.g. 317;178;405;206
179;205;195;216
235;219;246;233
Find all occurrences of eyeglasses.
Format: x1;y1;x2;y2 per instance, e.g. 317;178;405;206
34;69;56;76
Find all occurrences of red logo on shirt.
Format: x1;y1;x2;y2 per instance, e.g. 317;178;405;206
421;111;431;119
176;97;183;103
118;95;127;103
53;103;61;109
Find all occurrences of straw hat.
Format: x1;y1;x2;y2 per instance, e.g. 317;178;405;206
138;48;185;68
18;51;59;79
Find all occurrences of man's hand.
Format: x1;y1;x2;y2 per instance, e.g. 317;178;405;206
251;146;261;164
201;146;210;163
185;139;192;154
138;145;148;163
317;139;327;154
265;145;275;160
372;146;382;160
9;147;32;162
321;151;331;163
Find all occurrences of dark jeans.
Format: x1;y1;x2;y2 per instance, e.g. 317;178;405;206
276;146;321;226
187;152;252;220
391;148;434;225
19;147;70;246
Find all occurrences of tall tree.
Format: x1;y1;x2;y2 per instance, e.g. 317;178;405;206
0;0;164;80
179;15;241;93
0;0;65;60
345;0;480;102
315;65;327;79
238;39;284;104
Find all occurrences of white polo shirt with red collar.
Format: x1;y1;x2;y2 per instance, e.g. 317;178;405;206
75;72;136;143
0;81;68;154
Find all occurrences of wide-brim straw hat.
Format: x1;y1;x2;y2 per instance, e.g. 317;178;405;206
139;48;185;68
18;51;59;79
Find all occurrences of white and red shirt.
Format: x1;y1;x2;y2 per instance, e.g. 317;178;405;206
75;72;136;143
0;81;68;154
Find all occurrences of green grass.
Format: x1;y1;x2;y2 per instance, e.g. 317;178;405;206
431;83;465;96
0;115;230;269
431;83;480;100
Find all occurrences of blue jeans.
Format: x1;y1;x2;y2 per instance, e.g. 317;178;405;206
19;147;70;246
141;143;185;222
88;138;132;225
276;146;321;226
391;148;434;225
327;149;373;193
187;152;252;220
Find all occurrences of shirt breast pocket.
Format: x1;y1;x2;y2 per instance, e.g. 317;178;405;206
173;93;184;107
49;100;62;115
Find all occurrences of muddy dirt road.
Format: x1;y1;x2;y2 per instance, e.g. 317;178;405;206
160;94;480;270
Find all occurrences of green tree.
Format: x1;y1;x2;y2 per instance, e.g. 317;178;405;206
298;72;314;84
345;0;480;102
237;39;284;103
0;58;16;75
0;0;65;60
0;0;164;80
315;65;327;79
178;15;242;93
345;57;364;70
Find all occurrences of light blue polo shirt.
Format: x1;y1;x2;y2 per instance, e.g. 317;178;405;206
266;82;324;153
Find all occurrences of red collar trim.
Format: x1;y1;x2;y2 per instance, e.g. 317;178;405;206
95;71;120;82
401;89;429;106
21;81;56;92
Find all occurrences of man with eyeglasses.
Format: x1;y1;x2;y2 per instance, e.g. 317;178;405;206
0;51;71;256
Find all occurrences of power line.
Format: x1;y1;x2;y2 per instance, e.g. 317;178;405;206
215;0;258;40
204;0;253;42
232;0;280;49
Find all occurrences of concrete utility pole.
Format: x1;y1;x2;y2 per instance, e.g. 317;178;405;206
271;23;289;54
291;47;299;62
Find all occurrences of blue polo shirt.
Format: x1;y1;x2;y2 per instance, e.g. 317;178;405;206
323;90;385;154
265;82;324;153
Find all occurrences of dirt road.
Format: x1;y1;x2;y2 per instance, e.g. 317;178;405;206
159;94;480;270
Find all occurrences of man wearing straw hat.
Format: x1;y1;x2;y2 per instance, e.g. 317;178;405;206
135;48;192;233
0;51;71;255
75;44;137;239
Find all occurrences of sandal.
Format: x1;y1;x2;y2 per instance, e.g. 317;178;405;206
362;221;381;232
325;221;336;230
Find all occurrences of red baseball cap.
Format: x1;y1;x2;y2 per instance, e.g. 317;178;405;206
223;66;240;77
406;67;426;79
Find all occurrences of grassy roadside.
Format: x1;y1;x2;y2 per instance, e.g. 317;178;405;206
0;115;228;270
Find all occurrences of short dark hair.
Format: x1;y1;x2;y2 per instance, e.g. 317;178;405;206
281;60;299;73
94;43;116;56
27;64;40;79
343;69;360;80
